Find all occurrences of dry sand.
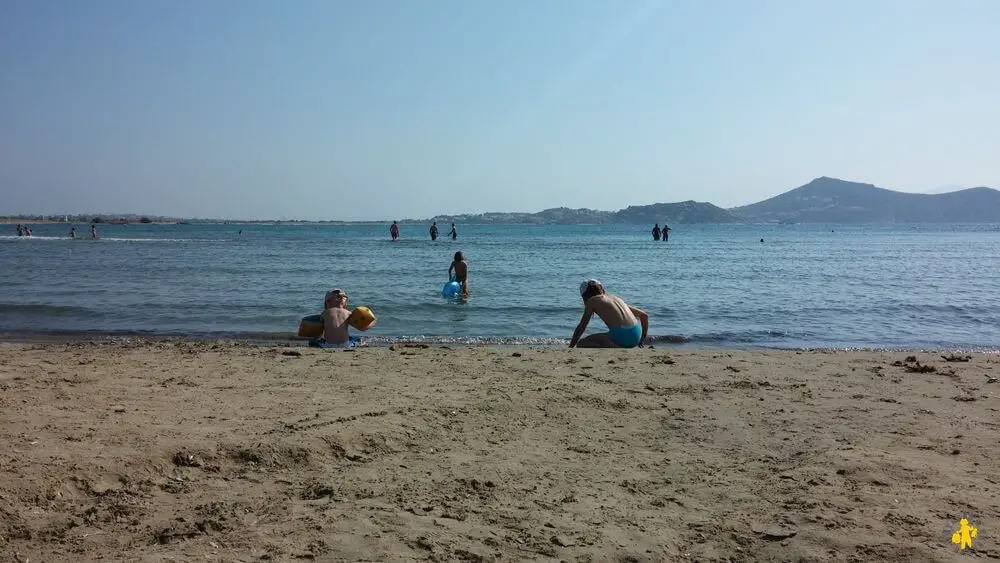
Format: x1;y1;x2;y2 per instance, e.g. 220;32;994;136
1;342;998;562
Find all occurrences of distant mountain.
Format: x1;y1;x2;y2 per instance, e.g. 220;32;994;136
413;200;746;225
731;177;1000;223
923;184;968;195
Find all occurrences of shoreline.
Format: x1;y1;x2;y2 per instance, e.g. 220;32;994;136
1;342;997;560
1;332;998;354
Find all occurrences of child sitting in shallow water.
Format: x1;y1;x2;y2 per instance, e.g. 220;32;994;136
569;279;648;348
309;288;370;348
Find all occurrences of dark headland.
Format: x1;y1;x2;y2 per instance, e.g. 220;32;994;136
730;177;1000;224
418;177;1000;225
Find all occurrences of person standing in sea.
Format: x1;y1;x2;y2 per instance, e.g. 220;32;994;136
91;224;98;238
449;223;457;240
429;221;438;241
448;251;470;297
390;221;399;241
652;224;661;241
662;224;671;242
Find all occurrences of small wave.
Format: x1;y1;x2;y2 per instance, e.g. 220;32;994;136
97;237;198;242
644;334;692;344
0;235;72;241
377;303;579;316
647;329;793;345
0;328;568;346
0;303;94;316
355;335;568;346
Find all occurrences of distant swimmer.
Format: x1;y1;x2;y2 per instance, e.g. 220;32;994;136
24;226;31;236
449;222;457;240
15;224;23;236
70;227;76;239
390;221;399;241
569;279;649;349
448;251;470;297
760;238;764;243
429;221;438;241
652;224;661;241
662;224;671;242
91;224;98;238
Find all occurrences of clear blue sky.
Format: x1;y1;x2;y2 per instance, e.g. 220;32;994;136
2;0;998;221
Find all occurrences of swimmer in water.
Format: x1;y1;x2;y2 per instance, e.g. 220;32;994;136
70;227;76;239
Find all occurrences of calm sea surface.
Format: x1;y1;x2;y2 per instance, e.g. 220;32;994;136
1;222;998;350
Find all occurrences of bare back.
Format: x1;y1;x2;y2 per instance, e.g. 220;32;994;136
322;307;352;344
585;294;638;329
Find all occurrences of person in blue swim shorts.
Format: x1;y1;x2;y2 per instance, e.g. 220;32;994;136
569;279;649;349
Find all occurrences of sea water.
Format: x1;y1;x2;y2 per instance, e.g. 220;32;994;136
1;222;998;349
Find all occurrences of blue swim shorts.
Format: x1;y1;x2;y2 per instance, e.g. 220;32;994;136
308;336;361;349
608;324;642;348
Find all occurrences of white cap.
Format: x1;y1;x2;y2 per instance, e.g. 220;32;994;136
324;289;347;303
580;279;602;296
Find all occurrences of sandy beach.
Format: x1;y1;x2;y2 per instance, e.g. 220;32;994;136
1;342;998;562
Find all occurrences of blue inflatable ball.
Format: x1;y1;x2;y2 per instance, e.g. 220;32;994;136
442;281;461;298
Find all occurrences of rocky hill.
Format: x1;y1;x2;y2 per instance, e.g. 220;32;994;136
731;177;1000;223
417;201;745;225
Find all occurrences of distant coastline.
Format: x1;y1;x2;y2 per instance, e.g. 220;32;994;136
0;219;179;226
4;177;999;225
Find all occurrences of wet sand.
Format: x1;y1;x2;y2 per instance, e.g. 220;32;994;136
1;342;998;562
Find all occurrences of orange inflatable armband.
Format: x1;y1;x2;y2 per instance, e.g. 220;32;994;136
297;314;324;338
348;306;376;331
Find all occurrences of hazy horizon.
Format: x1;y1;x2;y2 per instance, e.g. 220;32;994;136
5;176;996;223
3;1;998;221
